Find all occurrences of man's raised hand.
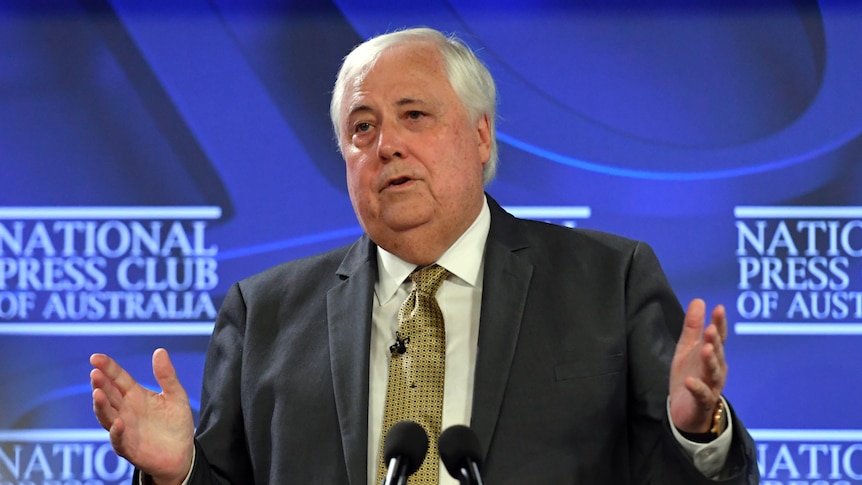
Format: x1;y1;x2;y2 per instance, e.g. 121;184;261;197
90;348;195;485
669;299;729;434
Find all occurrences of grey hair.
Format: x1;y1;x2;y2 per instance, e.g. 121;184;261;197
330;27;499;184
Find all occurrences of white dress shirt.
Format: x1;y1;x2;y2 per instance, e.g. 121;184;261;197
367;198;490;485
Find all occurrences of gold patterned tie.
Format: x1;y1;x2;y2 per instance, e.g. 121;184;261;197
378;264;450;484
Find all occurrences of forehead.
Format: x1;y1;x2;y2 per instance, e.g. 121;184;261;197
343;42;453;112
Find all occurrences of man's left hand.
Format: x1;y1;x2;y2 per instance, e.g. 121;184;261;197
669;299;728;434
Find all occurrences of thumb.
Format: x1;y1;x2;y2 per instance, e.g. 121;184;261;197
152;348;186;398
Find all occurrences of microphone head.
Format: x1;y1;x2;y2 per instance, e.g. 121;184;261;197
383;420;429;476
438;425;484;479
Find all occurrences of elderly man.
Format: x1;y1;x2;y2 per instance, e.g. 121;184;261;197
90;27;759;484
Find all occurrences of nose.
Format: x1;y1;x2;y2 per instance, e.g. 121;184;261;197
376;119;407;161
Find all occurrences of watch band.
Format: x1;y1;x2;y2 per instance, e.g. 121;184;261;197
710;399;727;436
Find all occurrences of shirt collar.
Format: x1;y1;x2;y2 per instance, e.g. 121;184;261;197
375;196;491;305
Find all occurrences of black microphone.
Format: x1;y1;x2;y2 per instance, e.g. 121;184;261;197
439;425;485;485
382;420;428;485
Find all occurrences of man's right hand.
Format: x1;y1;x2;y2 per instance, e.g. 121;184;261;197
90;348;195;485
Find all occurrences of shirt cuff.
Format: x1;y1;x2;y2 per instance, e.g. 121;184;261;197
667;396;733;479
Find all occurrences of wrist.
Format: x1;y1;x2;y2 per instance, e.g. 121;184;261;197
149;447;194;485
678;399;727;443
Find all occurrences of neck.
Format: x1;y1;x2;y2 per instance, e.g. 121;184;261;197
383;229;461;266
379;197;484;266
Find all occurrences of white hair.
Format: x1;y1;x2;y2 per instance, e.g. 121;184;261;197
330;27;499;184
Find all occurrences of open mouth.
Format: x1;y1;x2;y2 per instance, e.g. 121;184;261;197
389;177;411;187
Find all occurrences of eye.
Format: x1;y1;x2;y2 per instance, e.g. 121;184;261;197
354;121;372;133
406;110;424;120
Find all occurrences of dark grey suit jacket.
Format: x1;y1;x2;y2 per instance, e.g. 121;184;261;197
182;196;758;484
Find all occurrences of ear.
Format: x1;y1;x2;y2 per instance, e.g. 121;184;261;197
475;113;492;166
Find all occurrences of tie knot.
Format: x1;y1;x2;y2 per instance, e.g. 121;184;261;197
409;264;449;296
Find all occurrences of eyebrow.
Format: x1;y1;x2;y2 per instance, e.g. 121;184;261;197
348;97;427;116
347;104;374;118
395;97;427;108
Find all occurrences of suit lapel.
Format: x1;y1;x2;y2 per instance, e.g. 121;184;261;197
471;197;533;460
327;236;377;485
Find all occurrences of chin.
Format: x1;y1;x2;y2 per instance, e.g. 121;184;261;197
380;207;433;230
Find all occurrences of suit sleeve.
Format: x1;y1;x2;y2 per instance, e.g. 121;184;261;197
624;242;759;484
187;282;255;484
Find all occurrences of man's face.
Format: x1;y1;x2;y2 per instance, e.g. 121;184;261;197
338;42;491;263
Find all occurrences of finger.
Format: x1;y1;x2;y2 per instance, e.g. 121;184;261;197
700;342;722;386
91;387;119;431
699;341;728;398
711;304;728;344
677;299;706;350
152;348;187;399
90;353;138;396
705;323;727;371
90;367;128;410
684;375;718;408
108;416;129;456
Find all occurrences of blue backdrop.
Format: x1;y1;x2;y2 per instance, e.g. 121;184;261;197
2;1;861;483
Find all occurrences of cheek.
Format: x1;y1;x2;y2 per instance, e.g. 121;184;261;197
345;172;365;209
445;142;485;187
345;161;376;207
344;154;366;187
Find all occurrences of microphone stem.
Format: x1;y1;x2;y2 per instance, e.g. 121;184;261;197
469;462;485;485
457;463;484;485
395;468;409;485
382;457;401;485
395;460;410;485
